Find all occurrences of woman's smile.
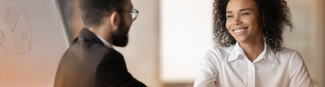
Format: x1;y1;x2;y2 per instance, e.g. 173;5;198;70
232;27;248;35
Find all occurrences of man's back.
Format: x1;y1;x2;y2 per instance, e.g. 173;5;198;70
54;28;146;87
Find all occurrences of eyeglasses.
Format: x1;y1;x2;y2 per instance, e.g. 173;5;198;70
124;9;139;21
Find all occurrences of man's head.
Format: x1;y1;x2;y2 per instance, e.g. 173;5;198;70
78;0;134;47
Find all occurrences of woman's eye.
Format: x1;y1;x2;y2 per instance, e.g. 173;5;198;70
227;15;233;18
242;13;249;15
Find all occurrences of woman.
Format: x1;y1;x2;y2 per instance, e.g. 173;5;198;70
194;0;313;87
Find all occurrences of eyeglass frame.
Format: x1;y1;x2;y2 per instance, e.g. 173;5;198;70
120;9;139;21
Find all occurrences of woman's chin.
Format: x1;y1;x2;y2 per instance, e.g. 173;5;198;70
234;37;248;43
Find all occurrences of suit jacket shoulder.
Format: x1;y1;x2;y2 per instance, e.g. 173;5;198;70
54;28;146;87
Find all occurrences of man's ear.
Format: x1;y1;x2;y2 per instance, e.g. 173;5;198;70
109;12;121;30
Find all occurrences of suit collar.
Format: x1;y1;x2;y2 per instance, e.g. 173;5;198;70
95;35;114;49
78;28;104;46
228;42;278;64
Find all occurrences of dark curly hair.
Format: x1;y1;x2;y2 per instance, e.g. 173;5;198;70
213;0;293;52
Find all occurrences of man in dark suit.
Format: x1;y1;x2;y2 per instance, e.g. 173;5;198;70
54;0;146;87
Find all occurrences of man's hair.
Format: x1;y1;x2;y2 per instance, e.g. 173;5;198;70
78;0;126;28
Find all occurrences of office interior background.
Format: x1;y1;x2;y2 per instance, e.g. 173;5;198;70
0;0;321;87
57;0;325;87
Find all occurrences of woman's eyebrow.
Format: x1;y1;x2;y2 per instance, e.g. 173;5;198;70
239;8;252;11
226;8;252;13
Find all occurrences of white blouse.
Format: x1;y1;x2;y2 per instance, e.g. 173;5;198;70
194;42;313;87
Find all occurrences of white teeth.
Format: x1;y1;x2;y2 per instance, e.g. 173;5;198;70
234;29;245;33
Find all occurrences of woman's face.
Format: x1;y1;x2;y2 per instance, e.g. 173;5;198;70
226;0;263;43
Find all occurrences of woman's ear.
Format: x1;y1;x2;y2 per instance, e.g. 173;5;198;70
109;12;121;30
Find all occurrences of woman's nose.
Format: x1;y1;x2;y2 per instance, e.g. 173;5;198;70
233;16;243;25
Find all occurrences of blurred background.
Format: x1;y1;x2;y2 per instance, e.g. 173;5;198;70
57;0;325;87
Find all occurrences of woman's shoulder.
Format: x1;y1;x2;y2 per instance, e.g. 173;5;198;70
275;47;303;63
200;46;234;67
203;45;235;61
207;45;234;54
277;47;300;56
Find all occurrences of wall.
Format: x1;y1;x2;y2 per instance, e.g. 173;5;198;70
160;0;214;84
285;0;324;86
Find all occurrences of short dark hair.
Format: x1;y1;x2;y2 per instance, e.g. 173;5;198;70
78;0;126;28
213;0;292;52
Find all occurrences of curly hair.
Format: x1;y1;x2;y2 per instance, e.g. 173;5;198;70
213;0;293;52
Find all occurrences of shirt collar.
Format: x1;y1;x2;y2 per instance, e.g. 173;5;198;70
95;35;114;49
228;42;278;64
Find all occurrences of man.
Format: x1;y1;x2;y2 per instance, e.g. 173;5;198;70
54;0;146;87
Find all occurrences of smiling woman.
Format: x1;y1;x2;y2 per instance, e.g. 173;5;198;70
194;0;314;87
214;0;292;52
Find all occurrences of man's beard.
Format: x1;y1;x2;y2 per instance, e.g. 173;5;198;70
112;14;129;47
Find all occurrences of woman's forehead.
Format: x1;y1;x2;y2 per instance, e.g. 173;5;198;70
226;0;258;12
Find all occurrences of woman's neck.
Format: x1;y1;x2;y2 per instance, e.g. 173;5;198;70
239;40;264;62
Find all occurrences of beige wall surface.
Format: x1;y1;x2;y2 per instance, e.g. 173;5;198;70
284;0;324;87
160;0;214;84
322;0;325;86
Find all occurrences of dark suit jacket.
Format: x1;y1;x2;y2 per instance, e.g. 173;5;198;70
54;28;146;87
